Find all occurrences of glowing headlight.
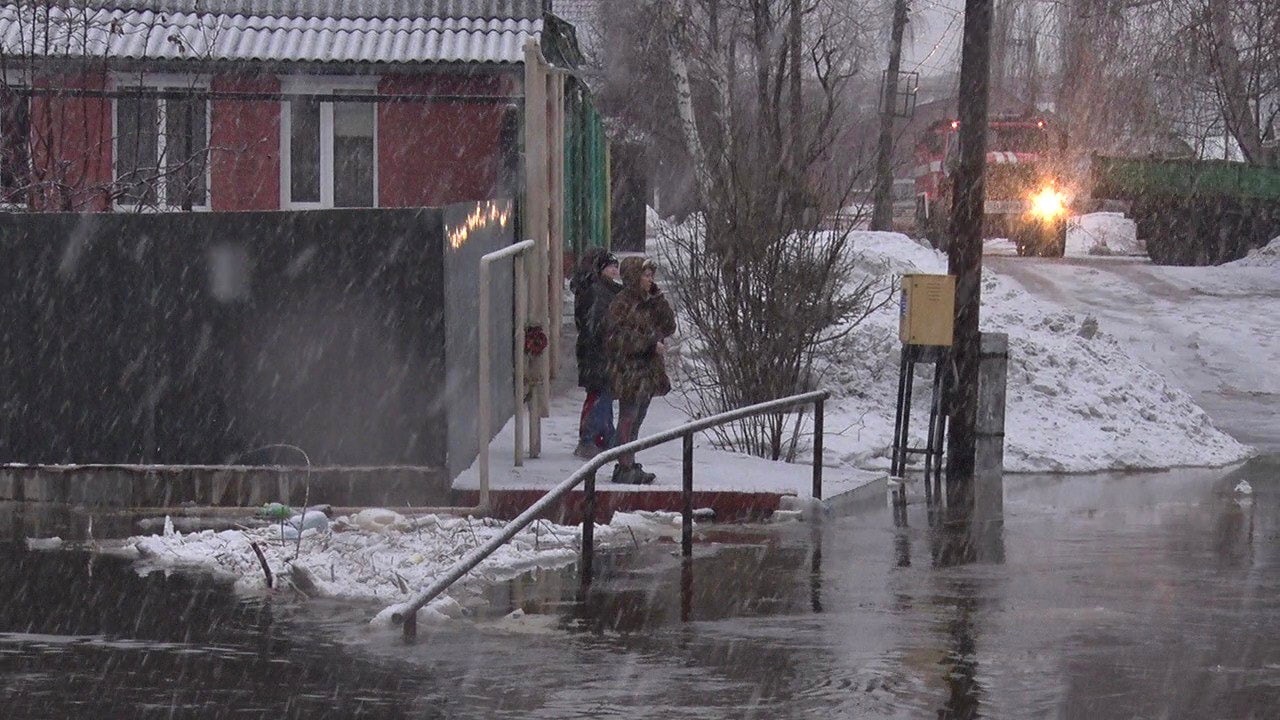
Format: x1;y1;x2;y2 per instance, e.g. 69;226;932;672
1029;186;1067;220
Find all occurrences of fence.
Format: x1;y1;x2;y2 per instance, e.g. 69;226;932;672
0;201;515;506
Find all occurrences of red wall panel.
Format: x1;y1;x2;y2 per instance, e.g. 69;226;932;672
29;73;112;211
377;72;518;208
210;74;281;211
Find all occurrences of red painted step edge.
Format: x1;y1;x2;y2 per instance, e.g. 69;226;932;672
452;489;788;525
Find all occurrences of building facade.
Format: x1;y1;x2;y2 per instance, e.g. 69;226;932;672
0;0;581;213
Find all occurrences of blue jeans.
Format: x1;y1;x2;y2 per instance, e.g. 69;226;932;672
579;388;616;448
614;394;652;467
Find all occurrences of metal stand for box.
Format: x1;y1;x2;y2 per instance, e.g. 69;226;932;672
890;343;949;510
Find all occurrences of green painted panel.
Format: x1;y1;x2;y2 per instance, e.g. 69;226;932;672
1094;155;1280;200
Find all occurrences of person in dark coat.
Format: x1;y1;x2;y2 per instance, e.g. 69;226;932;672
606;256;676;484
571;248;621;458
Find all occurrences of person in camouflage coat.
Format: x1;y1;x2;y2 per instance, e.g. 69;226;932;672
606;257;676;484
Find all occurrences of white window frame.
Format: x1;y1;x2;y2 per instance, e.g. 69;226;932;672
279;76;380;210
0;71;31;209
110;73;212;212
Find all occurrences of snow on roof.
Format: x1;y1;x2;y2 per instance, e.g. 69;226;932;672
0;1;550;65
16;1;546;21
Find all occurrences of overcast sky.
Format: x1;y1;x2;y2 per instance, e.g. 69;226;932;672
901;0;965;79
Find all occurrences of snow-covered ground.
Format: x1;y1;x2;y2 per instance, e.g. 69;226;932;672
634;218;1253;475
817;231;1252;473
1066;213;1143;257
454;391;882;498
115;509;684;624
989;249;1280;453
1225;236;1280;268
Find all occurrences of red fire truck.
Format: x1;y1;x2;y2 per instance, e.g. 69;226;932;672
914;114;1070;257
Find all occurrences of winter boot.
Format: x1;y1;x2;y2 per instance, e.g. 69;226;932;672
612;464;650;485
632;463;656;484
573;441;603;460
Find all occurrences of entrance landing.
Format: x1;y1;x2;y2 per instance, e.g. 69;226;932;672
451;395;886;523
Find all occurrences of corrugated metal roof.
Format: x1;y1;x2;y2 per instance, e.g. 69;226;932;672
29;1;545;21
0;3;545;64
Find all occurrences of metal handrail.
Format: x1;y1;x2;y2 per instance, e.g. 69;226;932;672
478;239;536;508
390;389;829;638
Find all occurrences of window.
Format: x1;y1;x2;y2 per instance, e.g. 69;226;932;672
283;88;377;208
115;87;208;209
333;100;375;207
1;83;30;205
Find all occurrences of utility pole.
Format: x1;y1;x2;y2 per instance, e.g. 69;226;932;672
870;0;910;231
945;0;994;516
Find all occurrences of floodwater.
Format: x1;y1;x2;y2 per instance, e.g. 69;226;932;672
2;455;1278;719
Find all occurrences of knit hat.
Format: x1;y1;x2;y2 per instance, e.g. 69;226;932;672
595;251;619;273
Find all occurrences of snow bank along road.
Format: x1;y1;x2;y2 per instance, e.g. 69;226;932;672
987;253;1280;452
816;233;1250;473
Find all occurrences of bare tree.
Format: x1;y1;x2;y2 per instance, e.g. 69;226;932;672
1;4;238;212
604;0;894;459
1052;0;1278;166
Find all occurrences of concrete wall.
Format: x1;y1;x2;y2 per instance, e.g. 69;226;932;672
442;199;518;477
0;202;518;506
0;208;448;469
0;465;447;508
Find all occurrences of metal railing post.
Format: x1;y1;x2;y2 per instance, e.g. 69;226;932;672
477;239;535;506
478;260;492;508
582;468;596;586
682;432;694;558
813;397;824;500
514;253;527;468
403;604;417;641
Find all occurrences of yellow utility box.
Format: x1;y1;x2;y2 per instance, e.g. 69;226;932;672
899;274;955;346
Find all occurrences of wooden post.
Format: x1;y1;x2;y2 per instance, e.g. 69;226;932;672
523;41;549;457
872;0;912;232
548;72;566;383
945;0;994;518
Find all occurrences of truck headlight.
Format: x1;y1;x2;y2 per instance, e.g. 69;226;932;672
1029;186;1067;221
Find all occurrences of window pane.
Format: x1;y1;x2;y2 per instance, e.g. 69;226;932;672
1;85;30;202
290;98;321;203
333;100;374;208
116;92;160;206
164;96;207;208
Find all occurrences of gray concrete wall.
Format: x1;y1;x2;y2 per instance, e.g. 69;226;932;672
442;200;518;478
0;465;449;508
975;332;1008;520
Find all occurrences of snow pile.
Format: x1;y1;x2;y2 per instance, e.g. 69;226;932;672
646;205;671;238
1225;236;1280;268
126;510;681;616
1067;213;1142;257
817;232;1251;472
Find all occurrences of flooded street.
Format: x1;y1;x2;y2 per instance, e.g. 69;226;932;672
3;455;1278;718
